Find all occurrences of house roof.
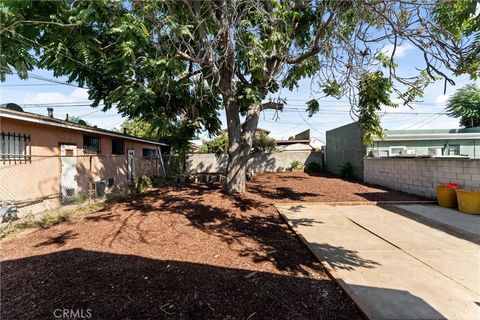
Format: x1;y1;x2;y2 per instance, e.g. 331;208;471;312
221;127;271;135
0;108;167;146
374;127;480;141
275;139;311;145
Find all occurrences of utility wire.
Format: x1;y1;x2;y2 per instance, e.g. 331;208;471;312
0;83;66;87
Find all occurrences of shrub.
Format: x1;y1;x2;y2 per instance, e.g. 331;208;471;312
307;161;322;173
251;131;276;153
136;175;153;193
199;131;277;155
290;160;302;170
338;162;355;179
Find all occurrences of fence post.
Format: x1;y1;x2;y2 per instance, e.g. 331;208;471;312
88;156;93;204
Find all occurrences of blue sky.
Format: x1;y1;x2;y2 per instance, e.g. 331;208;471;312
1;43;478;145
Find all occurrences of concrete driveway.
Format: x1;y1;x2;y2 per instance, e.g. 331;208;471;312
276;203;480;320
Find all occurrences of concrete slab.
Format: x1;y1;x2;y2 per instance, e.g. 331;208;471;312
277;204;480;320
395;204;480;240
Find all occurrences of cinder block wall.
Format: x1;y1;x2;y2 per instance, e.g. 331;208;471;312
364;158;480;199
185;151;323;174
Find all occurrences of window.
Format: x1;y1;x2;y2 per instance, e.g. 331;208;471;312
1;132;31;164
390;147;406;156
448;144;460;156
83;135;101;154
111;139;124;155
142;148;157;159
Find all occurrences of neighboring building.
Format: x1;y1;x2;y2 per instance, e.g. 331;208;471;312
0;104;167;216
325;123;365;180
368;127;480;159
221;127;271;135
276;129;315;152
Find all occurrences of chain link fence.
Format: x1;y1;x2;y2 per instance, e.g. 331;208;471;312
0;154;165;221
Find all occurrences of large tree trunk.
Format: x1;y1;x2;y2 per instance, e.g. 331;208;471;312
223;97;261;194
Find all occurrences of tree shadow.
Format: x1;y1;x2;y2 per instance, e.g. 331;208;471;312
247;184;320;201
78;184;381;275
0;249;444;320
308;243;380;271
34;230;79;247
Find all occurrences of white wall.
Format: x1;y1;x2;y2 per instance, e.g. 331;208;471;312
364;158;480;199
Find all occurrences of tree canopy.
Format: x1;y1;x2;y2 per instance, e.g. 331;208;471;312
117;118;195;154
446;84;480;128
199;131;276;155
1;0;479;192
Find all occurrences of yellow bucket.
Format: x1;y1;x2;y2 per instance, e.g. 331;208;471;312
455;189;480;215
436;186;457;208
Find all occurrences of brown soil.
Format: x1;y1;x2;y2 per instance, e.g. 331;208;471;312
1;172;422;320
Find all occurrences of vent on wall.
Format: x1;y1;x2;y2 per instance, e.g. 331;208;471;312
92;180;106;198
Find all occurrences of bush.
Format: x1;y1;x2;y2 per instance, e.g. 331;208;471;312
338;162;355;179
306;161;322;173
290;160;302;170
136;175;153;193
251;131;276;153
199;131;277;155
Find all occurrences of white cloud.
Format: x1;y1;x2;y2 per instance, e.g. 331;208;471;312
381;44;414;58
434;94;451;105
26;88;90;104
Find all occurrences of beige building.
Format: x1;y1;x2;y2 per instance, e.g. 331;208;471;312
0;105;166;217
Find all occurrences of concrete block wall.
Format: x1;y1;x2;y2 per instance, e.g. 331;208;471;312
184;151;323;174
364;158;480;199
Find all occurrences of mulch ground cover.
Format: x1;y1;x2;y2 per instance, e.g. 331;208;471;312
1;172;423;320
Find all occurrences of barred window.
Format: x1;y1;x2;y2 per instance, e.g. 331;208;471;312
83;135;101;154
142;148;157;159
1;132;31;164
112;139;124;155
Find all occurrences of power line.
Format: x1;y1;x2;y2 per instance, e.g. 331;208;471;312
283;98;449;106
0;83;66;87
27;73;87;89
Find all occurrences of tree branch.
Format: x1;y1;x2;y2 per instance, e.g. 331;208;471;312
285;9;336;64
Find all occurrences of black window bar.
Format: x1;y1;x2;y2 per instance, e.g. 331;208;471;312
1;131;31;165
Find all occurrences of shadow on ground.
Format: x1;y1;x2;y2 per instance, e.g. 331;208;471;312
1;249;362;320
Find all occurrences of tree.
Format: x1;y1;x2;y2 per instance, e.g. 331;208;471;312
116;118;194;155
116;118;158;142
446;84;480;128
1;1;479;193
200;131;276;155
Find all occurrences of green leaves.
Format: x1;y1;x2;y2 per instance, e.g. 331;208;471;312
199;131;276;156
305;99;319;118
357;71;396;144
322;80;341;98
445;84;480;128
282;56;320;90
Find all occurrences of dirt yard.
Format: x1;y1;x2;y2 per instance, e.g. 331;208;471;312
1;172;422;320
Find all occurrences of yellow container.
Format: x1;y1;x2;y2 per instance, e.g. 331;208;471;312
455;189;480;215
436;186;457;208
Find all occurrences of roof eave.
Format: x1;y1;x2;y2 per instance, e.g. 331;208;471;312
0;109;167;146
